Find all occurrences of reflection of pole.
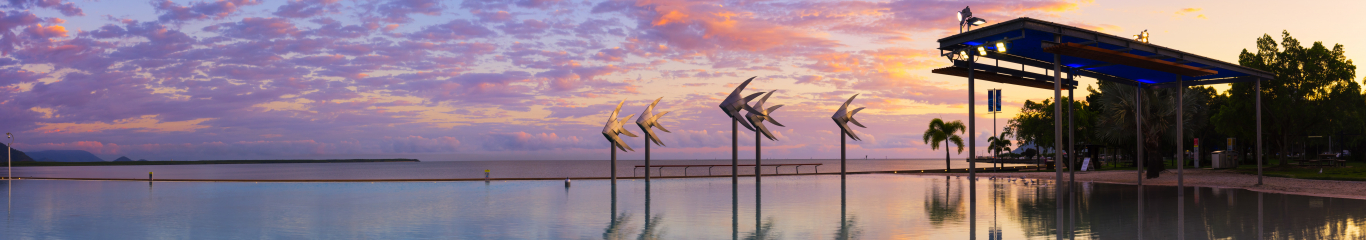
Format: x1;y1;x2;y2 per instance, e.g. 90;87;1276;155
1257;192;1264;240
731;119;739;240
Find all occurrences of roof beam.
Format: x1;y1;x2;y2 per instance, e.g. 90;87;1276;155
1043;42;1218;77
933;66;1075;90
1146;76;1260;88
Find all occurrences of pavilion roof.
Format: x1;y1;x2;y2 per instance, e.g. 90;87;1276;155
937;17;1273;88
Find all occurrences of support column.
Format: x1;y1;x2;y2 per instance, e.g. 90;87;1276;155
968;51;977;240
1135;83;1144;240
1256;79;1263;185
1051;34;1064;240
1067;69;1076;238
644;131;652;227
1176;75;1185;240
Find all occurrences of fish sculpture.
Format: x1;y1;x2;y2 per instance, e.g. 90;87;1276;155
718;77;766;131
636;97;672;146
832;94;867;140
602;100;638;152
745;90;785;141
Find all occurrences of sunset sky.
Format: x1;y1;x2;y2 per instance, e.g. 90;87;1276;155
1;0;1362;161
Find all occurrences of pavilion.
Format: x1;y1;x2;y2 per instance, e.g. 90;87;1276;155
934;16;1273;239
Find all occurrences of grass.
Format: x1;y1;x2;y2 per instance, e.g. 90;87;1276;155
10;159;420;167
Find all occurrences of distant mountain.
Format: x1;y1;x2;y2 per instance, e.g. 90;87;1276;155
27;150;105;162
0;143;35;162
113;156;133;162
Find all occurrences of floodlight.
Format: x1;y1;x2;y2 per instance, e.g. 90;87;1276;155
995;41;1007;53
977;46;987;56
957;11;963;22
967;17;986;26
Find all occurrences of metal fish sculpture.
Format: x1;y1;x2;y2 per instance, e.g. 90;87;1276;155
745;90;785;141
602;100;638;152
832;94;867;140
718;77;766;132
636;97;672;147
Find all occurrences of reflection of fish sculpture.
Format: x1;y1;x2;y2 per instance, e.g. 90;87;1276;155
635;97;672;146
831;94;867;141
745;90;785;141
718;77;766;132
602;100;637;152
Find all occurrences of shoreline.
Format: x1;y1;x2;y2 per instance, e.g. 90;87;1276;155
927;169;1366;200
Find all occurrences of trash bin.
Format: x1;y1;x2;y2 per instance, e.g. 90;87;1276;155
1211;151;1226;169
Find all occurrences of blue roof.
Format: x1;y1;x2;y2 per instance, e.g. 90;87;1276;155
938;18;1272;87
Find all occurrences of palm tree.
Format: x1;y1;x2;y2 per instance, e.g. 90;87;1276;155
924;118;966;171
987;131;1013;158
1092;81;1206;178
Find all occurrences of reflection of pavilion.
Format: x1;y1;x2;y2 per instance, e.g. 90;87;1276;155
935;17;1274;239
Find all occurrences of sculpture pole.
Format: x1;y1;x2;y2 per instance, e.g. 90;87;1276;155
732;119;738;240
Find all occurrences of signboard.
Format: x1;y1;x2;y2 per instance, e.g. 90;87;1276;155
1081;157;1091;171
994;89;1002;111
987;89;994;112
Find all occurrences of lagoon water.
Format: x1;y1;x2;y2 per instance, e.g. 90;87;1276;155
4;173;1365;239
10;159;1029;180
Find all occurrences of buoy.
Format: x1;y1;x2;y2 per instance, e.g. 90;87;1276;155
149;172;153;182
565;178;571;187
484;169;490;181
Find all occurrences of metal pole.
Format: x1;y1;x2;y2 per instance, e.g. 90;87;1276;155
1256;79;1263;185
644;130;651;227
1067;70;1076;238
1051;33;1064;240
1176;75;1185;240
755;128;762;231
1136;83;1144;240
611;141;617;222
968;53;977;240
732;119;739;240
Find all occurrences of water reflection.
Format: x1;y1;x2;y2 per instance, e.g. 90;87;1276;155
2;175;1364;239
743;217;776;240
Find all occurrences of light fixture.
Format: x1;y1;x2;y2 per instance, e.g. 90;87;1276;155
956;7;987;33
1133;29;1150;43
995;41;1007;53
967;17;987;26
977;46;987;56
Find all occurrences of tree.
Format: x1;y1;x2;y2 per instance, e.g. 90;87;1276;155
923;118;965;171
1216;31;1358;165
987;131;1013;158
1091;80;1207;178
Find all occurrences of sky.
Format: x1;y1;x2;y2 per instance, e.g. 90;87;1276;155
0;0;1362;161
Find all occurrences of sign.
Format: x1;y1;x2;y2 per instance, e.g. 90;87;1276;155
994;89;1002;111
987;89;994;112
1081;157;1091;171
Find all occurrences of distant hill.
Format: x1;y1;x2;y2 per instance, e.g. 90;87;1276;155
0;143;36;162
113;156;133;162
27;150;105;162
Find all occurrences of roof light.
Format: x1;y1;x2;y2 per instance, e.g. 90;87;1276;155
967;17;987;26
977;46;987;56
995;41;1007;53
1134;29;1150;43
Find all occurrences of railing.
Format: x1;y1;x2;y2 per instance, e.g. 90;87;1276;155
633;163;823;177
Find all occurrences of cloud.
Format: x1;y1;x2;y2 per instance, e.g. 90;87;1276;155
5;0;84;16
273;0;340;18
153;0;261;23
373;0;445;23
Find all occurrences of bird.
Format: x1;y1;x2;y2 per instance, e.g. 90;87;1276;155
636;97;672;147
745;90;784;141
831;94;867;141
602;100;638;152
718;77;766;132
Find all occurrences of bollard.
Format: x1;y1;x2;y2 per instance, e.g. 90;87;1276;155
484;169;490;181
149;172;153;182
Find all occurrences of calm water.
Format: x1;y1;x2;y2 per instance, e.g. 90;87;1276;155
3;174;1364;239
10;159;1029;180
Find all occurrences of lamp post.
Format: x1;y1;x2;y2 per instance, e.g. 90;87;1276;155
7;132;12;181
